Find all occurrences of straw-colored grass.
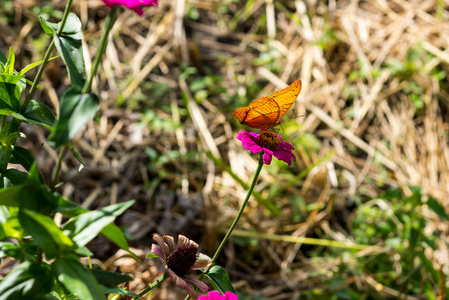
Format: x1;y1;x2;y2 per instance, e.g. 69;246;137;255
2;0;449;299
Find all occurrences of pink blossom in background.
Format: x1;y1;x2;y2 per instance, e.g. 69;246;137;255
100;0;157;16
197;291;239;300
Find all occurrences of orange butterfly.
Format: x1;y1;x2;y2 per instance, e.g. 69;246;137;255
231;79;302;129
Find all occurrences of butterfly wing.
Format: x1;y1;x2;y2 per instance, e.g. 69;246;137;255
231;79;301;129
231;96;280;129
271;79;302;121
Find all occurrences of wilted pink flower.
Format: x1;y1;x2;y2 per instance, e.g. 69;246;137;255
197;291;239;300
100;0;157;16
236;131;296;166
150;234;212;296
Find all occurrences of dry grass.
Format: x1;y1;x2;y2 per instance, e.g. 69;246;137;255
2;0;449;299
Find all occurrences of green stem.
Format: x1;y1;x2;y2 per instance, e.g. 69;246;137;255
50;144;68;192
209;153;264;265
82;6;118;94
185;153;265;300
20;0;74;114
132;273;169;300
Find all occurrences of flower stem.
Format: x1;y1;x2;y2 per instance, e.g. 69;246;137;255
185;153;264;300
82;5;118;94
50;144;68;192
209;153;264;265
132;272;169;300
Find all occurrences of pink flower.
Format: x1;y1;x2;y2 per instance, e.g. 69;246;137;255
100;0;157;16
236;131;296;166
150;234;212;296
197;291;239;300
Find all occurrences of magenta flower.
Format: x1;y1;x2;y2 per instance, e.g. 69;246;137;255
150;234;212;296
197;291;239;300
236;131;296;166
100;0;157;16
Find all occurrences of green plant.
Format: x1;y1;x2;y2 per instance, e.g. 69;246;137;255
0;2;140;299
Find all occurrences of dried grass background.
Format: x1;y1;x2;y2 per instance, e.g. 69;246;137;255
1;0;449;299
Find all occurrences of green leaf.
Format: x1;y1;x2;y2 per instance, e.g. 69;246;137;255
24;78;43;91
0;261;53;300
64;200;134;247
0;49;7;66
0;145;14;174
101;223;140;261
39;14;86;86
39;16;58;35
74;246;93;257
0;120;21;146
417;251;438;282
0;74;26;85
61;13;82;35
53;254;106;300
55;197;88;217
146;253;159;258
0;81;21;112
10;146;35;171
0;241;20;259
49;86;99;148
39;13;81;36
0;107;16;116
4;169;28;185
3;215;23;239
205;265;236;294
69;142;84;171
101;286;138;297
18;55;59;76
22;100;56;130
53;31;86;87
19;209;74;259
4;48;15;75
427;197;449;221
0;164;58;214
91;269;132;288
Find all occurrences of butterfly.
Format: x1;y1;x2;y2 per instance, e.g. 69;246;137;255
231;79;302;129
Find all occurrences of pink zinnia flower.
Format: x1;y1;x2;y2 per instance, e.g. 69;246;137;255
197;291;239;300
150;234;212;296
236;131;296;166
100;0;157;16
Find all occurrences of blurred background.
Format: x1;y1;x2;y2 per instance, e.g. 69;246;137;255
1;0;449;299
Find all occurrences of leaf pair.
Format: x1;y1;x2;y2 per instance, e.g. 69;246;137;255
39;13;99;147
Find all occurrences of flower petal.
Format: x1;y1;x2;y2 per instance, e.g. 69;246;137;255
184;281;195;296
273;147;296;166
192;257;212;270
263;151;273;165
224;292;239;300
174;272;187;289
279;140;295;150
166;268;178;281
203;291;222;299
236;131;263;154
100;0;157;16
165;235;175;253
177;235;190;249
186;277;209;293
153;234;170;258
150;244;166;263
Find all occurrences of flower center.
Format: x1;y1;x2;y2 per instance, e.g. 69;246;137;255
166;243;199;277
256;131;281;150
